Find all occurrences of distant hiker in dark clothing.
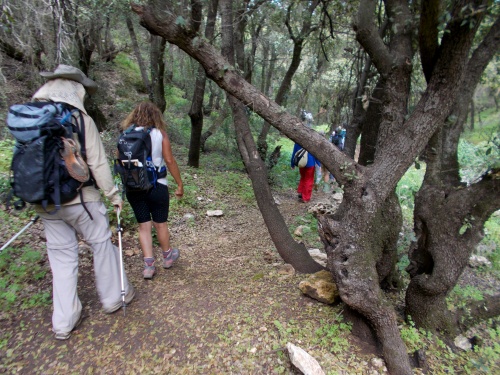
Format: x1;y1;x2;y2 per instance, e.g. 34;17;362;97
32;65;135;340
120;102;184;280
330;126;346;151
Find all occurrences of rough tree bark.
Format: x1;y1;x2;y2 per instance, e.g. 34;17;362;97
150;35;166;112
317;1;415;371
342;11;404;338
406;13;500;335
344;50;371;159
131;1;491;372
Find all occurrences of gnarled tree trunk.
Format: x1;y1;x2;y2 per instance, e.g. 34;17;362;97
406;15;500;335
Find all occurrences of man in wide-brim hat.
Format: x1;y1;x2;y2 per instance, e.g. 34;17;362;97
39;64;98;95
32;64;135;340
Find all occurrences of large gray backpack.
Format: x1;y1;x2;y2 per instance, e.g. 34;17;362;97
7;101;93;216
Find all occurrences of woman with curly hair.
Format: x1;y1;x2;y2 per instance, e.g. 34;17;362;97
120;101;184;279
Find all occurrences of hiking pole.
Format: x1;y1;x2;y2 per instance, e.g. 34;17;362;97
116;208;126;316
1;215;40;252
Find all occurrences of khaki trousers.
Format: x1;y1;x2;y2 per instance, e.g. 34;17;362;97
39;202;131;334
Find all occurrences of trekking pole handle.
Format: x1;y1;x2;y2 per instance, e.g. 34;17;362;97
116;208;123;233
1;215;40;252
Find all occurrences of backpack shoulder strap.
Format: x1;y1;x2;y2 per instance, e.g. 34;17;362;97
72;110;86;159
124;124;149;134
66;108;94;220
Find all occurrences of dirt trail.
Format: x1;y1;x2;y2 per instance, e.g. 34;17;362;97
1;189;353;375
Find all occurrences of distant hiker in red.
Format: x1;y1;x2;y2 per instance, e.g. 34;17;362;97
291;142;320;203
32;65;135;340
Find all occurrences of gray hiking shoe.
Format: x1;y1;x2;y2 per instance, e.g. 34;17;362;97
143;263;156;279
54;314;84;340
163;248;180;269
103;284;136;314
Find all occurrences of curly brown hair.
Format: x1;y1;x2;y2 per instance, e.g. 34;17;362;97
121;101;167;131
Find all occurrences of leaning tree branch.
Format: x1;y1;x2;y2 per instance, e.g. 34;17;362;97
462;15;500;99
131;1;361;188
353;0;393;77
452;14;500;125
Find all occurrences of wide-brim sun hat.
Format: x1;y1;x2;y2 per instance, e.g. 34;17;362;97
39;64;98;95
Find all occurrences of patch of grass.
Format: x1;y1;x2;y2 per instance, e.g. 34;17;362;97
0;159;13;207
312;319;352;354
269;137;298;190
395;164;425;274
466;321;500;374
112;53;145;95
108;199;136;229
165;85;190;112
400;317;432;352
166;115;192;146
482;212;500;273
197;168;255;204
0;247;50;311
268;153;298;191
167;172;205;214
458;138;499;184
0;138;14;173
448;285;485;312
166;163;256;219
114;98;137;114
114;53;141;74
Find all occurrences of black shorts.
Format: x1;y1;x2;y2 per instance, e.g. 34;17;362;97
126;183;170;223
